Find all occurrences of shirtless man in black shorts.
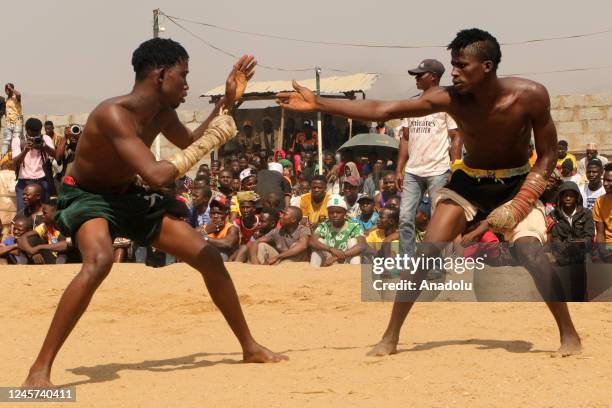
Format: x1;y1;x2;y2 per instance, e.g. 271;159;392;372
277;28;581;357
24;38;287;388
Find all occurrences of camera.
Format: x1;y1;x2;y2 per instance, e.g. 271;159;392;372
29;134;43;147
70;124;83;135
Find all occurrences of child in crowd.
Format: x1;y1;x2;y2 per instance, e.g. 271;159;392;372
0;215;32;264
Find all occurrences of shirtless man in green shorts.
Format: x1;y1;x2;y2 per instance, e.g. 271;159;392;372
24;38;287;388
277;28;581;357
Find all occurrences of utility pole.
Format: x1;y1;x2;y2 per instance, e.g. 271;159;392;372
153;9;161;160
315;67;323;175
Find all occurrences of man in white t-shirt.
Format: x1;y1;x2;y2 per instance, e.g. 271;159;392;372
580;158;606;210
396;59;462;257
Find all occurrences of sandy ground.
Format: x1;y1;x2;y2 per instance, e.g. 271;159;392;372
1;263;611;408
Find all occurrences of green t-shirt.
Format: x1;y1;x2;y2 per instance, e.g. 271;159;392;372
315;219;364;250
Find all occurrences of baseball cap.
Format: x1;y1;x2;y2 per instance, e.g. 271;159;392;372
408;59;445;77
343;176;360;187
357;194;374;204
326;194;348;210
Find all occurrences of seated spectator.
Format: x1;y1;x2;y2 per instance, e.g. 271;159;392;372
203;196;239;261
254;207;280;240
415;200;431;243
581;158;606;210
249;206;310;265
551;181;594;264
290;180;310;207
593;164;612;262
189;186;212;233
15;183;44;227
217;169;234;200
309;194;366;267
231;177;241;194
232;196;261;262
374;171;398;211
280;159;295;186
299;175;330;227
355;194;379;233
0;214;32;264
12;118;56;209
299;151;317;183
384;195;401;211
555;140;577;172
17;199;72;264
577;143;608;177
343;176;361;218
560;158;581;185
230;168;258;220
230;159;241;178
366;207;400;258
363;160;383;197
458;220;511;266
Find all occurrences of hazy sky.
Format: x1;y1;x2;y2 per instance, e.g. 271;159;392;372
4;0;612;114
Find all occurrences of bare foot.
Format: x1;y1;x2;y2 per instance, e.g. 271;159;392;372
22;370;55;389
367;337;398;357
243;344;288;363
551;335;582;358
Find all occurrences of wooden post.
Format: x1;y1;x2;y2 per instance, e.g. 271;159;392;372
348;118;353;139
279;108;285;152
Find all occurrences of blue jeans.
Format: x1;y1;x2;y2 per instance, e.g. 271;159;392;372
16;178;50;211
399;171;450;257
2;122;22;157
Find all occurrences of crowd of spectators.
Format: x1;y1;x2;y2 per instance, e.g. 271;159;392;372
0;82;611;282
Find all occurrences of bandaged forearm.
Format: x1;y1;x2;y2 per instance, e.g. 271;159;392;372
167;113;237;178
486;172;547;232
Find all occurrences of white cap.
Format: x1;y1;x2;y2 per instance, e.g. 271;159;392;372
268;162;283;174
326;194;348;210
239;168;255;182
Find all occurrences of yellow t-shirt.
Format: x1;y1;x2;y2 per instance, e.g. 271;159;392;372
593;194;612;243
5;95;22;124
556;153;577;170
34;223;62;256
366;228;399;244
300;192;330;224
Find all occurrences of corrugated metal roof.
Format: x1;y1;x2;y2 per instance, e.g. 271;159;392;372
201;73;378;97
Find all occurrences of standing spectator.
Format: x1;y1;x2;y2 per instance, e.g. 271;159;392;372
255;207;280;239
254;161;291;211
322;114;340;150
259;117;278;152
203;197;239;261
230;177;241;194
16;183;45;227
282;117;297;153
593;164;612;262
2;83;23;157
343;176;361;218
355;194;379;233
12;118;55;209
371;122;395;138
232;197;261;262
249;206;310;265
361;152;379;178
560;158;582;185
577;143;608;177
581;159;606;210
309;194;366;267
44;121;63;148
53;123;81;192
296;120;318;153
299;151;317;183
188;185;212;233
300;175;330;226
365;206;400;259
290;180;310;207
374;171;398;211
397;59;461;259
238;120;258;153
555;140;577;171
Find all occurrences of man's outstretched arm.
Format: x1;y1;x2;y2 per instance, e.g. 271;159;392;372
276;81;448;122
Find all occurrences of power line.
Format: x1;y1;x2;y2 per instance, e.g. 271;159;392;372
163;12;612;79
161;12;612;49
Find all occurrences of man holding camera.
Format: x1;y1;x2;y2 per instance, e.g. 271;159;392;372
11;118;56;210
53;123;81;191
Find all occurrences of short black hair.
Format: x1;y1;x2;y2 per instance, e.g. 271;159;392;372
25;118;43;132
192;185;212;197
604;163;612;172
44;120;54;127
311;175;327;185
447;28;502;69
261;207;280;224
285;206;303;221
131;38;189;81
382;206;400;225
558;140;568;147
587;158;603;170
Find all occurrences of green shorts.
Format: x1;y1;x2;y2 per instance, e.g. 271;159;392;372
55;182;188;246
